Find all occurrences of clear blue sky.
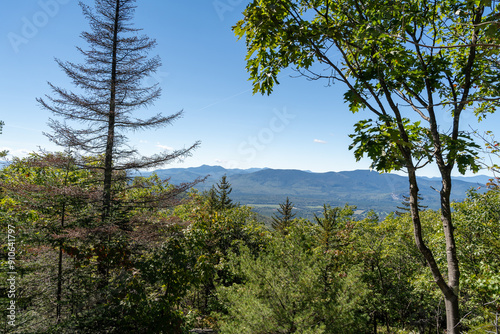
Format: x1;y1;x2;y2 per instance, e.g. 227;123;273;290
1;0;497;177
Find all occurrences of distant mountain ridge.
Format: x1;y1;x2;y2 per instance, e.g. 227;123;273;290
136;165;492;218
133;164;266;185
1;162;490;218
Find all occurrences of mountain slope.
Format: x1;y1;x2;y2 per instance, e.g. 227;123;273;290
226;169;484;216
136;166;490;218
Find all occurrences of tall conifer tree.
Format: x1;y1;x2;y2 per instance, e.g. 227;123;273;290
37;0;199;220
208;175;236;211
272;197;296;233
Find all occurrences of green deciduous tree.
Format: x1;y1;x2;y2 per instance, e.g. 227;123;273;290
234;1;500;331
0;152;200;332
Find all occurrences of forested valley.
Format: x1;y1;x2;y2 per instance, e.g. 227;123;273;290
2;0;500;333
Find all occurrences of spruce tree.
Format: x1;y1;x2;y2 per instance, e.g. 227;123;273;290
37;0;199;221
216;175;235;210
208;175;236;211
271;197;296;233
314;204;339;250
35;0;201;314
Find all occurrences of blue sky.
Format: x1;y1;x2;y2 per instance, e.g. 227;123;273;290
1;0;498;177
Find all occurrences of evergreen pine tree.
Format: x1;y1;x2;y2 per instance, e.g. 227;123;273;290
271;197;296;233
37;0;200;221
207;175;236;211
314;204;339;250
34;0;201;318
216;175;235;210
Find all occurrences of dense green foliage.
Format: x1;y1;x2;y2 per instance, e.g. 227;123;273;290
1;159;499;332
453;190;500;331
216;220;367;334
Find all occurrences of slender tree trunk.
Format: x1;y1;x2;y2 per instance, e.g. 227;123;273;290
408;167;460;333
98;0;120;292
430;101;460;332
102;0;120;222
439;170;460;333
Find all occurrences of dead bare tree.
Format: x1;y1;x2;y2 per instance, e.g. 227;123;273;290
37;0;200;221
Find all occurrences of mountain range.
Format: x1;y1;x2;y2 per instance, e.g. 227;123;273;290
135;165;492;219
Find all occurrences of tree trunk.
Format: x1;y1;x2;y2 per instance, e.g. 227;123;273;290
440;171;460;333
98;0;120;292
407;168;460;333
102;0;120;222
